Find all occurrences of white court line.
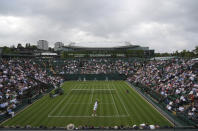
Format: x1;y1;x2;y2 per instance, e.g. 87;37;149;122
113;81;130;116
48;82;129;118
125;82;174;126
108;82;119;116
71;89;116;90
69;103;114;105
56;83;85;115
48;115;129;118
48;84;79;116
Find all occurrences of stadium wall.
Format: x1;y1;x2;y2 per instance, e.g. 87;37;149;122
59;74;127;81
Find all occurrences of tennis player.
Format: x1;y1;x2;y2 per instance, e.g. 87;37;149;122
92;100;98;116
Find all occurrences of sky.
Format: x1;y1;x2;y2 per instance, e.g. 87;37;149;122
0;0;197;53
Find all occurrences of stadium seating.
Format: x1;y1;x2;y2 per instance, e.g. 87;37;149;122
0;58;64;121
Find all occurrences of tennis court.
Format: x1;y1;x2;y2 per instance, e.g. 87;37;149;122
2;81;173;127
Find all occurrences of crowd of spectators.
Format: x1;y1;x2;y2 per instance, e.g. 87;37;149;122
44;58;137;75
127;59;198;123
0;58;63;118
69;123;160;130
1;123;165;130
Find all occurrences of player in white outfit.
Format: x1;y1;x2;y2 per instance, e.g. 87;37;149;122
92;100;98;116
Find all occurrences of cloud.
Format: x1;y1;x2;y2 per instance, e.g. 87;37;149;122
0;0;197;52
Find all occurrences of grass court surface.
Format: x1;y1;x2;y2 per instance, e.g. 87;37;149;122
1;81;173;127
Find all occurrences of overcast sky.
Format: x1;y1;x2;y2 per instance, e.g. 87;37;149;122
0;0;197;52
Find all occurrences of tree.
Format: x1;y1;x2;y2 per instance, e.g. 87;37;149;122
2;46;13;54
180;49;194;58
174;50;179;56
30;45;38;50
10;45;16;49
25;43;31;48
17;43;23;49
193;46;198;56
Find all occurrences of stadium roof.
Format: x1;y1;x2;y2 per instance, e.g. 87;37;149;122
64;41;144;49
63;44;141;49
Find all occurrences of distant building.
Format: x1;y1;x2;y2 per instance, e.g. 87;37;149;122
37;40;49;50
59;42;154;57
54;42;64;51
